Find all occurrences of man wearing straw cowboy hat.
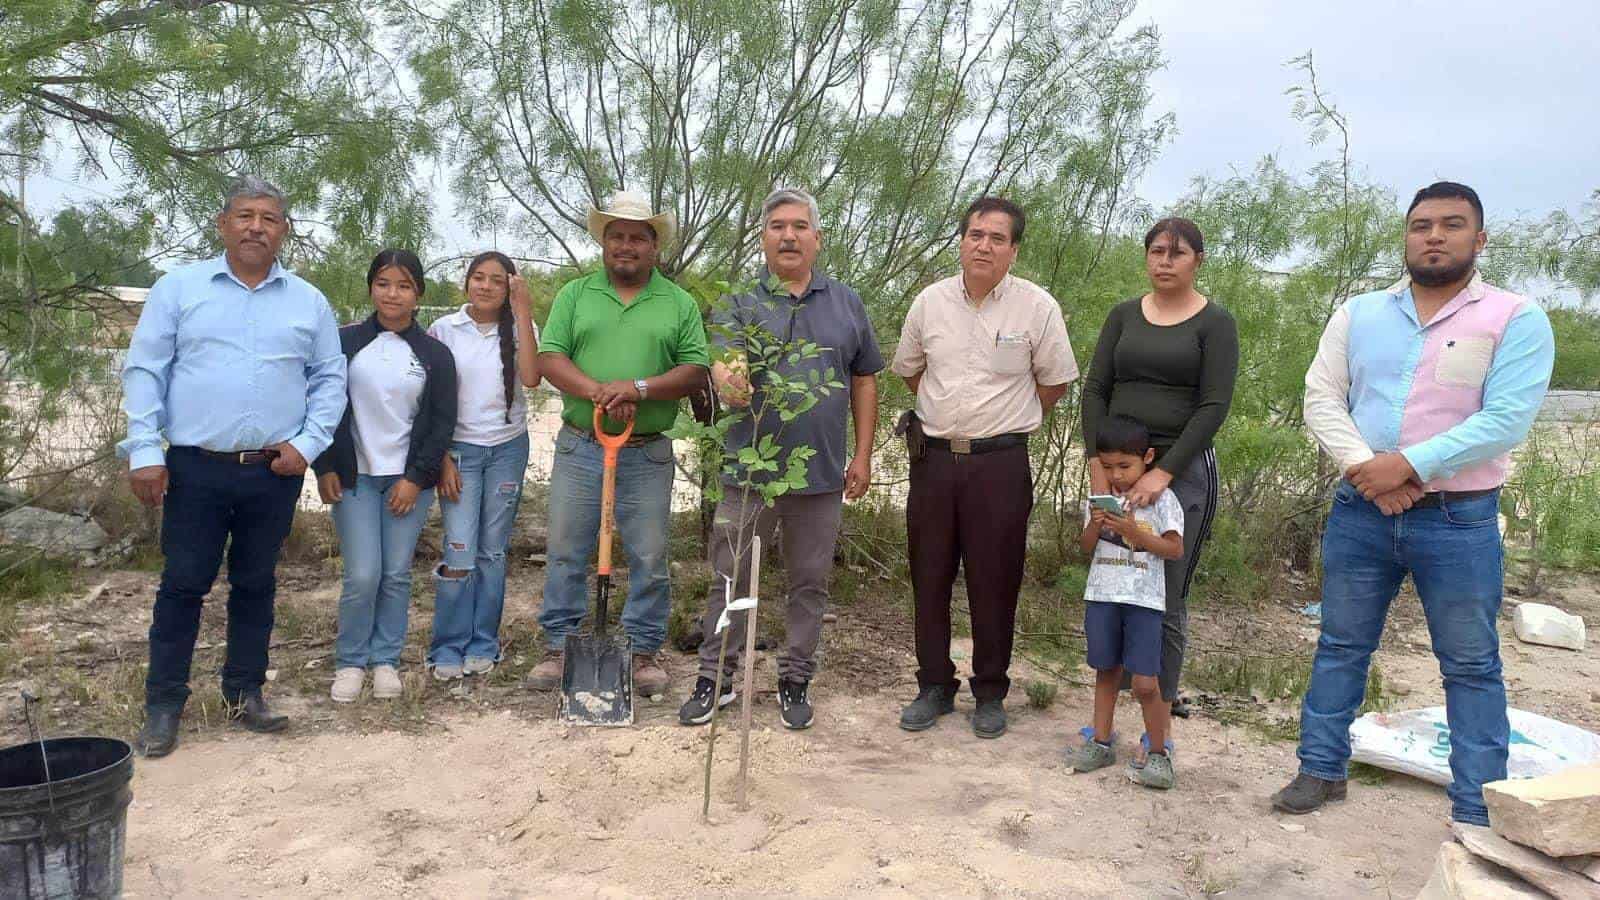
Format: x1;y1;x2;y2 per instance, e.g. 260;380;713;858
528;190;711;696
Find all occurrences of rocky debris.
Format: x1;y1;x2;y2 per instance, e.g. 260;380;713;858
1416;841;1546;899
1451;822;1600;900
1564;856;1600;883
1485;765;1600;858
1513;602;1588;651
0;505;109;556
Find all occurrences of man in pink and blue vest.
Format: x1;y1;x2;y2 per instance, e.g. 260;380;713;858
1273;182;1555;825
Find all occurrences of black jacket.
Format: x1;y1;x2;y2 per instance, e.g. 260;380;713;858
312;314;457;490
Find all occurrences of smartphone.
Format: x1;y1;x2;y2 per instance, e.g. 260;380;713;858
1088;494;1125;516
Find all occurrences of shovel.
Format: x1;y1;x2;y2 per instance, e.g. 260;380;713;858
559;406;635;727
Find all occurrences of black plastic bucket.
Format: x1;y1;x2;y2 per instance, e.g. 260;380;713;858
0;737;134;899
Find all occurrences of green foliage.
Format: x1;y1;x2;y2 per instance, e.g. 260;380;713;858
2;0;431;244
410;0;1166;320
1023;679;1058;710
669;294;839;506
1503;425;1600;588
1547;308;1600;390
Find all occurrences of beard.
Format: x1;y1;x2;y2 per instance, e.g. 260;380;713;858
1407;250;1476;288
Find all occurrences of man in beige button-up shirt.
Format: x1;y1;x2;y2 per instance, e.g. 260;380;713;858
890;196;1077;739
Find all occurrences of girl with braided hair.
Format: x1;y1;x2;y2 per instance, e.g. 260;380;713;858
425;251;541;680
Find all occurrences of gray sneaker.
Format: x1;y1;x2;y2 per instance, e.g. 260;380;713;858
431;662;463;682
1129;751;1175;790
1064;736;1116;773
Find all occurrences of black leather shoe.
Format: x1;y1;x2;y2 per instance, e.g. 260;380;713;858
228;691;289;733
972;699;1007;739
898;684;956;731
1271;773;1347;814
137;709;181;758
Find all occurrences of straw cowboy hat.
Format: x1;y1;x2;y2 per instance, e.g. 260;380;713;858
587;190;676;247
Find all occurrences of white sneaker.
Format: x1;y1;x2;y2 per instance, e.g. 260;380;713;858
372;665;403;699
463;657;496;676
331;667;364;703
432;662;463;681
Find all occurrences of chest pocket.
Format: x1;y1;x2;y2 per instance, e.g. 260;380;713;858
990;332;1032;375
1435;336;1495;389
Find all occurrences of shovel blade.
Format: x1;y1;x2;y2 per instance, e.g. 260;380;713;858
559;633;634;726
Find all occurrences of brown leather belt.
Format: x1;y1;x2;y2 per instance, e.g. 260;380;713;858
562;423;664;448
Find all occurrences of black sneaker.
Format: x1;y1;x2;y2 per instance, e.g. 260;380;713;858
1271;773;1348;814
677;676;736;726
972;698;1006;738
898;684;956;731
777;678;813;730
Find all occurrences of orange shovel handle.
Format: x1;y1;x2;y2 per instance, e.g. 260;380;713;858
593;406;634;576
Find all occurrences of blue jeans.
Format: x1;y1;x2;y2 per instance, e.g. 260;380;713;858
146;447;301;713
1298;482;1507;825
430;433;530;666
331;474;434;668
539;427;675;653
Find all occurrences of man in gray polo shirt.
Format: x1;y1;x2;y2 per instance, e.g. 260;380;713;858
678;187;883;730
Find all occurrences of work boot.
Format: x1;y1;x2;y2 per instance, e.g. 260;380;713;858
228;691;288;733
137;709;181;758
898;684;955;731
1271;773;1348;814
525;651;563;690
972;699;1007;739
633;654;669;696
678;676;736;725
777;678;814;730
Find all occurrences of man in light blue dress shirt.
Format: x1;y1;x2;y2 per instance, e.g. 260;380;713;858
119;176;347;757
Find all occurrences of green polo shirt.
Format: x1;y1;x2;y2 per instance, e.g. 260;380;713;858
539;269;710;435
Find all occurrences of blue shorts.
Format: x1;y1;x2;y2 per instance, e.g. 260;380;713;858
1084;601;1163;676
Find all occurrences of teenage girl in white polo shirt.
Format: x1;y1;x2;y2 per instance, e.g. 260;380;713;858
313;249;458;702
425;251;541;679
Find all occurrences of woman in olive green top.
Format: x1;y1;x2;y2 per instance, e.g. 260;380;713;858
1080;217;1239;738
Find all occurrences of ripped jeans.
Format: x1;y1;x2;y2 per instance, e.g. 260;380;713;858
429;433;530;667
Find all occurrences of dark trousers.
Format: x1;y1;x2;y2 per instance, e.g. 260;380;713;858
145;448;301;713
907;444;1033;701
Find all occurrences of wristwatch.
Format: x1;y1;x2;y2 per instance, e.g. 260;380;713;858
633;378;650;399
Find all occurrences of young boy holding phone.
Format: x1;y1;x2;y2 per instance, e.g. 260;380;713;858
1067;415;1185;789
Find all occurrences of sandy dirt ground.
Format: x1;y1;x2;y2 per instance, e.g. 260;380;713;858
4;553;1597;898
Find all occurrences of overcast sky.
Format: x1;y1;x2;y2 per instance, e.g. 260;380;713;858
1127;0;1599;221
22;1;1599;250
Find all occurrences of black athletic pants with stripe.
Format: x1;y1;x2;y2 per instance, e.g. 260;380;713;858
1147;446;1220;702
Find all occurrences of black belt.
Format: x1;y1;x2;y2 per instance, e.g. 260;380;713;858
925;433;1028;455
562;423;665;448
178;446;280;465
1410;487;1498;508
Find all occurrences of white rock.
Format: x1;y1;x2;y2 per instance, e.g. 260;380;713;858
1513;603;1587;651
1563;856;1600;883
0;506;109;555
1452;822;1600;900
1416;842;1547;899
1486;765;1600;858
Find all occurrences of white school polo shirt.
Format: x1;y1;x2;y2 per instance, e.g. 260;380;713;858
427;306;532;446
348;332;426;476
